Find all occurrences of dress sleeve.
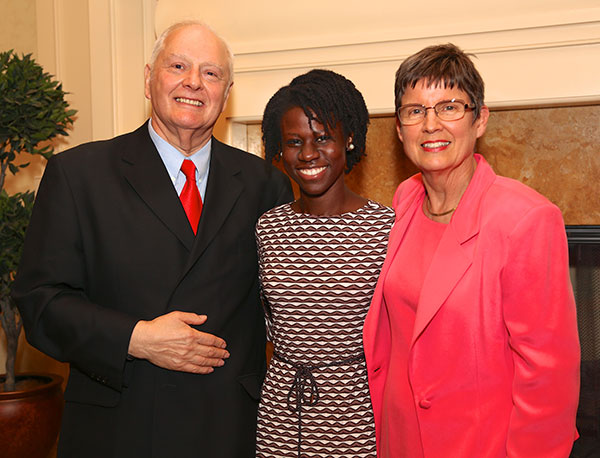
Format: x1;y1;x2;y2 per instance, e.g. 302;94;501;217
501;203;580;457
255;218;274;342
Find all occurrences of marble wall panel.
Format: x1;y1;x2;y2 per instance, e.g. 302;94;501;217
480;105;600;225
249;105;600;225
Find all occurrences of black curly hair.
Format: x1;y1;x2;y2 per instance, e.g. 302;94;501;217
261;69;369;173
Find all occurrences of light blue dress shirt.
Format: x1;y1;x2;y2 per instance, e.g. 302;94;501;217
147;120;211;202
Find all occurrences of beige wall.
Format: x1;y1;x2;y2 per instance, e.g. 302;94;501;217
0;0;37;55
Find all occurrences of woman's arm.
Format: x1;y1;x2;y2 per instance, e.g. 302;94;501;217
502;203;580;457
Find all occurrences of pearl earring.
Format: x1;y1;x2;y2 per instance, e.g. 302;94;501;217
347;143;355;151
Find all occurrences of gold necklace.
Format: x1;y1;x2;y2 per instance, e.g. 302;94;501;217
426;197;456;217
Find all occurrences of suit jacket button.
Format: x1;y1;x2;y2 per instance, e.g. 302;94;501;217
419;399;431;409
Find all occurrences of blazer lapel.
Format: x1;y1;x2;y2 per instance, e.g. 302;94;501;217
385;177;424;267
412;226;472;344
411;154;496;345
183;138;243;272
365;175;423;368
121;124;195;251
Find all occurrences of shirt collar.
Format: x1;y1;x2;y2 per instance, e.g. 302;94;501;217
147;120;211;184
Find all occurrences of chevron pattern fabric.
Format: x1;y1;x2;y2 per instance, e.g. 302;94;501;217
255;201;395;457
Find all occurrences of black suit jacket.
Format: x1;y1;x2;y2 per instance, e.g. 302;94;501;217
12;123;292;458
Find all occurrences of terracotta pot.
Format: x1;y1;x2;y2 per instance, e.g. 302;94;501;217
0;373;64;458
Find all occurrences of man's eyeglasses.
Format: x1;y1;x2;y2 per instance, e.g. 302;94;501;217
397;99;475;125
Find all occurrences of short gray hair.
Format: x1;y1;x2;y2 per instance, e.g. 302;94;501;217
394;43;485;121
148;20;234;83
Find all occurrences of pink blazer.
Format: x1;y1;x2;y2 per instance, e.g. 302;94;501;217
363;155;580;457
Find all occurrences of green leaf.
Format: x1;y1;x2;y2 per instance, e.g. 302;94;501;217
0;50;76;184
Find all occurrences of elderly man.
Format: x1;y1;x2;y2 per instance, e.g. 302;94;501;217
12;21;292;458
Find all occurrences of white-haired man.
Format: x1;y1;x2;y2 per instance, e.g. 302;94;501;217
13;22;292;457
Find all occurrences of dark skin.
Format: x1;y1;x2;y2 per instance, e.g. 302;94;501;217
280;106;367;216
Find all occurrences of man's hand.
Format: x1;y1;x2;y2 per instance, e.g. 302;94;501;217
128;311;229;374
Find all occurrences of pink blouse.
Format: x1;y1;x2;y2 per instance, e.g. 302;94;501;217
381;202;446;458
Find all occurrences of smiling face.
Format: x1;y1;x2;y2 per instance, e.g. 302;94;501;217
397;79;489;178
144;24;233;150
281;106;349;203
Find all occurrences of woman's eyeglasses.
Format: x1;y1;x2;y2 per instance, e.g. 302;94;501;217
397;99;475;125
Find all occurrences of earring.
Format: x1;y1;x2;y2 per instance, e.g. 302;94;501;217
347;143;355;151
278;151;282;158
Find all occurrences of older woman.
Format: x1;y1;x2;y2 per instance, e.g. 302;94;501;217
255;69;394;458
363;44;580;457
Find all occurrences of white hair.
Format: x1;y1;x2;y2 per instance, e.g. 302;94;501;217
148;20;234;83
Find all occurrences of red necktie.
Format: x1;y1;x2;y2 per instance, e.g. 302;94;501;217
179;160;202;234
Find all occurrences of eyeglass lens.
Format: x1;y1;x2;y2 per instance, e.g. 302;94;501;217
399;101;469;124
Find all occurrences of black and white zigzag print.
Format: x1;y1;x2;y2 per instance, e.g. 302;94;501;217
255;201;395;458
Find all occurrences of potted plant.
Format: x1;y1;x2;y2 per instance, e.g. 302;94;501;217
0;50;76;458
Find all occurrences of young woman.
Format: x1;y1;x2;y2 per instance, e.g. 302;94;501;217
255;69;394;458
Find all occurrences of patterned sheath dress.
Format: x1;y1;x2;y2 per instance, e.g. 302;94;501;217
255;200;395;458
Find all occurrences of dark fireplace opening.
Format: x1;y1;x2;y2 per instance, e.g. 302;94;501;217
568;225;600;458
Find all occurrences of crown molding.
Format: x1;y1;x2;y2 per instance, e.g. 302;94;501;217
233;21;600;73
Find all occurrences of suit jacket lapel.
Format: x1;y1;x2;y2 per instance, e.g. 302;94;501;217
183;138;243;272
411;154;496;346
120;124;195;250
